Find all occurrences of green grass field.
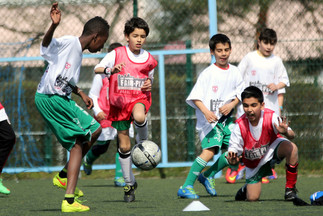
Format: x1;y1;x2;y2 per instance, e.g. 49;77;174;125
0;170;322;216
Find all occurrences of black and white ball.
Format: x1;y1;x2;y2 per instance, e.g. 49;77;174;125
131;140;161;170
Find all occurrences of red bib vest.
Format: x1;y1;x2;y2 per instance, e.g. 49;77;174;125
108;46;157;121
237;108;280;168
96;77;112;128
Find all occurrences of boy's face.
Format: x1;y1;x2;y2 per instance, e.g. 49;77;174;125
88;33;109;53
242;97;264;126
211;42;231;68
125;28;147;55
258;39;276;57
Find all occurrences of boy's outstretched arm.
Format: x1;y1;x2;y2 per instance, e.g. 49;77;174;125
42;2;61;47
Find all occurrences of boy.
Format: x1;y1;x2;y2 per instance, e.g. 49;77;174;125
83;42;132;187
228;28;290;184
177;33;244;199
94;17;157;202
226;86;298;201
0;102;16;195
34;3;109;212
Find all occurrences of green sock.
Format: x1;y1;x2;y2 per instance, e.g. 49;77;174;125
203;152;229;177
85;149;99;164
115;152;123;178
183;157;207;188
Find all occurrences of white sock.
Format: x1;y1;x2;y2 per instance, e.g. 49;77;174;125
134;119;148;144
118;151;135;185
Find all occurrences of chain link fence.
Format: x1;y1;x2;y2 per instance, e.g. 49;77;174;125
0;0;322;171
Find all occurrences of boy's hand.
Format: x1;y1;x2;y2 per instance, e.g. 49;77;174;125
204;110;218;123
219;103;234;116
267;83;278;92
111;63;125;75
96;111;107;121
80;92;93;109
141;78;152;92
50;2;61;26
274;116;289;135
226;151;241;165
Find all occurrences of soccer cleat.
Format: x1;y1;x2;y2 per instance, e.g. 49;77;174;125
235;185;247;201
236;164;246;180
114;177;126;187
177;185;200;199
197;173;217;196
0;179;10;195
225;168;238;184
53;173;84;197
82;160;92;175
268;168;278;179
124;182;137;202
261;177;270;184
285;187;298;201
61;200;89;212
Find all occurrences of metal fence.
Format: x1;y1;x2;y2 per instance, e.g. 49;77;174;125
0;0;322;173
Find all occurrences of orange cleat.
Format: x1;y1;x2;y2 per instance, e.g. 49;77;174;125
261;177;270;184
226;168;238;184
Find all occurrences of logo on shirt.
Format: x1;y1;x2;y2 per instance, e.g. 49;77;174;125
65;62;71;70
117;73;145;90
251;70;256;76
55;75;73;95
212;86;218;93
210;99;223;112
249;81;273;94
244;143;269;160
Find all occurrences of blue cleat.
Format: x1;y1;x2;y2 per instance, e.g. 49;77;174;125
114;177;126;187
82;160;92;175
177;185;199;199
198;173;217;196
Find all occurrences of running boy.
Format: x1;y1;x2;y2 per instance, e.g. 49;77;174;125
83;42;131;187
34;3;109;212
94;17;157;202
177;33;244;199
0;102;16;195
228;28;290;184
227;86;298;201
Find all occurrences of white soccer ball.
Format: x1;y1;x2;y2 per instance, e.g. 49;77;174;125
131;140;161;170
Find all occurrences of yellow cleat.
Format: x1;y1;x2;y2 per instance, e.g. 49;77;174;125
53;173;84;197
61;200;89;212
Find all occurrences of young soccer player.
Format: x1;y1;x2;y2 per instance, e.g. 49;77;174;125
226;28;289;184
94;17;157;202
227;86;298;201
83;42;133;187
34;3;109;212
0;102;16;195
177;33;244;199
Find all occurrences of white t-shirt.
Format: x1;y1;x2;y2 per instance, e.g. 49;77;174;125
186;63;244;141
37;36;83;96
237;51;290;116
94;45;154;80
0;107;9;122
89;74;106;116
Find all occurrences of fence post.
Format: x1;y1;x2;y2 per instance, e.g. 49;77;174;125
185;40;195;161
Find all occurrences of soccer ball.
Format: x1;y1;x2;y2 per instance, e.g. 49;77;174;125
131;140;161;170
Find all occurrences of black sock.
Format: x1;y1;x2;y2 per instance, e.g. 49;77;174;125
59;169;67;178
65;197;74;204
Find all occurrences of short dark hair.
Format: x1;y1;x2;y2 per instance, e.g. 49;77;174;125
82;16;110;37
108;42;123;52
124;17;149;36
209;33;231;50
241;86;264;103
259;28;277;45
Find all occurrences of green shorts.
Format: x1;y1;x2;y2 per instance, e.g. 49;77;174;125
246;142;283;184
201;117;234;154
112;103;145;131
35;92;100;151
112;119;132;131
